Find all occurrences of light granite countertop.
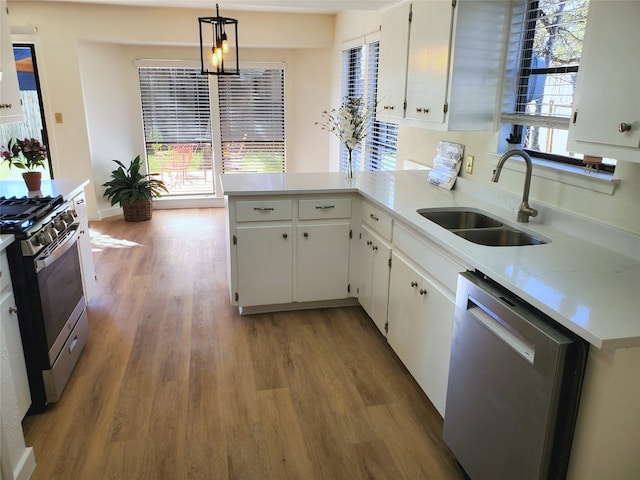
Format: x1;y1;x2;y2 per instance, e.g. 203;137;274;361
222;170;640;349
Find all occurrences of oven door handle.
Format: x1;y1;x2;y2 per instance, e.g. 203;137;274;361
35;225;79;273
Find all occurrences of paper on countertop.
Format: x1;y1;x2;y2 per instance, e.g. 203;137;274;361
427;141;464;190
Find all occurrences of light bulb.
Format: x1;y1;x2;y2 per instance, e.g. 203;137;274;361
216;47;223;64
211;48;219;67
222;32;229;54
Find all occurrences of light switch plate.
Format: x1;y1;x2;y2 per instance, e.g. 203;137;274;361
465;155;474;174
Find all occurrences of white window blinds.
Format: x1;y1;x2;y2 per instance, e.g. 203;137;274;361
341;46;365;173
365;41;397;171
139;67;211;145
501;0;589;130
218;68;285;174
341;42;397;173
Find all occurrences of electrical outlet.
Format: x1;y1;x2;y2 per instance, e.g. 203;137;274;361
465;155;474;174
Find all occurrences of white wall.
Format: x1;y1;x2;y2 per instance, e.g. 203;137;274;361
334;9;640;235
7;1;640;234
7;1;335;219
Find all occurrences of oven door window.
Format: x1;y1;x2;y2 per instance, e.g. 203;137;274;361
37;241;84;354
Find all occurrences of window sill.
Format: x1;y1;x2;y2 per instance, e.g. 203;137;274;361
488;153;619;195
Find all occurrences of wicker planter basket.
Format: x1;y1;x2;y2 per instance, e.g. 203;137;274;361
122;198;152;222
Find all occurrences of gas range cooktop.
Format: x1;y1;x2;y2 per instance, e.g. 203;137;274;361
0;195;64;235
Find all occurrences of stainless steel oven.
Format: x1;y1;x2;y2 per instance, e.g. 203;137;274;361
2;196;89;413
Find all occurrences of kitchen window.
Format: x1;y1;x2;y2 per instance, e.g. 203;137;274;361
500;0;615;172
341;40;397;173
138;65;285;197
139;66;214;196
217;68;285;174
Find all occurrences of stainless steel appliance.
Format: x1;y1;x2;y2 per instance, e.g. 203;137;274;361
443;271;588;480
1;195;89;413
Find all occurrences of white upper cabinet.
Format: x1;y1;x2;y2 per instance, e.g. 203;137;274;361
0;0;24;124
377;0;508;131
376;1;410;122
567;1;640;163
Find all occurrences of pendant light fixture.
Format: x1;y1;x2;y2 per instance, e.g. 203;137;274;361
199;3;239;76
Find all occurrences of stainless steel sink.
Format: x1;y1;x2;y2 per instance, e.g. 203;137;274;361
417;208;503;229
417;207;549;247
453;227;547;246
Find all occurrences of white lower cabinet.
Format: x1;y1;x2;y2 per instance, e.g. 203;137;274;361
227;195;354;310
235;224;294;307
296;222;350;302
358;224;391;335
387;250;456;417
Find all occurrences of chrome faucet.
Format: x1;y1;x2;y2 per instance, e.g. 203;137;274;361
492;149;538;223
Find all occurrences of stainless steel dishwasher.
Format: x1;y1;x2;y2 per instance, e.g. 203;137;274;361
443;271;588;480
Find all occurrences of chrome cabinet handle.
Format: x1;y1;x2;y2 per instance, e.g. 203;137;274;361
618;122;632;133
315;205;335;210
410;281;418;287
254;207;275;211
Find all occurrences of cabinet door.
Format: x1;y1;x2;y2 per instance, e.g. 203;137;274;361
0;0;24;124
236;224;293;306
415;273;455;417
405;1;454;125
568;2;640;158
377;1;411;122
387;252;424;369
358;227;375;314
1;291;31;418
387;252;455;417
296;222;350;302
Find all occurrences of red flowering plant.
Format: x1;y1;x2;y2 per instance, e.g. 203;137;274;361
1;138;48;171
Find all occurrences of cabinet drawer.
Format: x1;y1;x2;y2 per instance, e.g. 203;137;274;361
393;222;466;293
362;201;393;241
0;250;10;293
235;200;293;222
299;198;352;220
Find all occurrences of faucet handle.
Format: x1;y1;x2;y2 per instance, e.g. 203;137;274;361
517;204;538;223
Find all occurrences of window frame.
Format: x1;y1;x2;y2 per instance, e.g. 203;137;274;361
341;36;397;174
500;0;614;173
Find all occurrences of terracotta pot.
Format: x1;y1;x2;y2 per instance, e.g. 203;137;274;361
22;171;42;191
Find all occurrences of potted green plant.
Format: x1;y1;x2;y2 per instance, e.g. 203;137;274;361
1;137;48;191
102;155;168;222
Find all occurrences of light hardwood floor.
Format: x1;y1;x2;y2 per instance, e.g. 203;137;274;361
22;208;464;480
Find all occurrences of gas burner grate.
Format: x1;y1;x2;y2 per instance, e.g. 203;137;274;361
0;195;64;234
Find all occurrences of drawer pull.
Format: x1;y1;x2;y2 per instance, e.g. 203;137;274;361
9;306;18;315
419;289;427;296
369;214;379;221
282;233;288;239
254;207;275;211
410;281;418;287
303;232;309;238
69;335;79;353
315;205;335;210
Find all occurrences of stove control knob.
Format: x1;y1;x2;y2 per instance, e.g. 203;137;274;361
46;226;58;239
36;231;51;246
53;218;66;231
62;212;75;223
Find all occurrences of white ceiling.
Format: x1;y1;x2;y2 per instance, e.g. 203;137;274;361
12;0;395;13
